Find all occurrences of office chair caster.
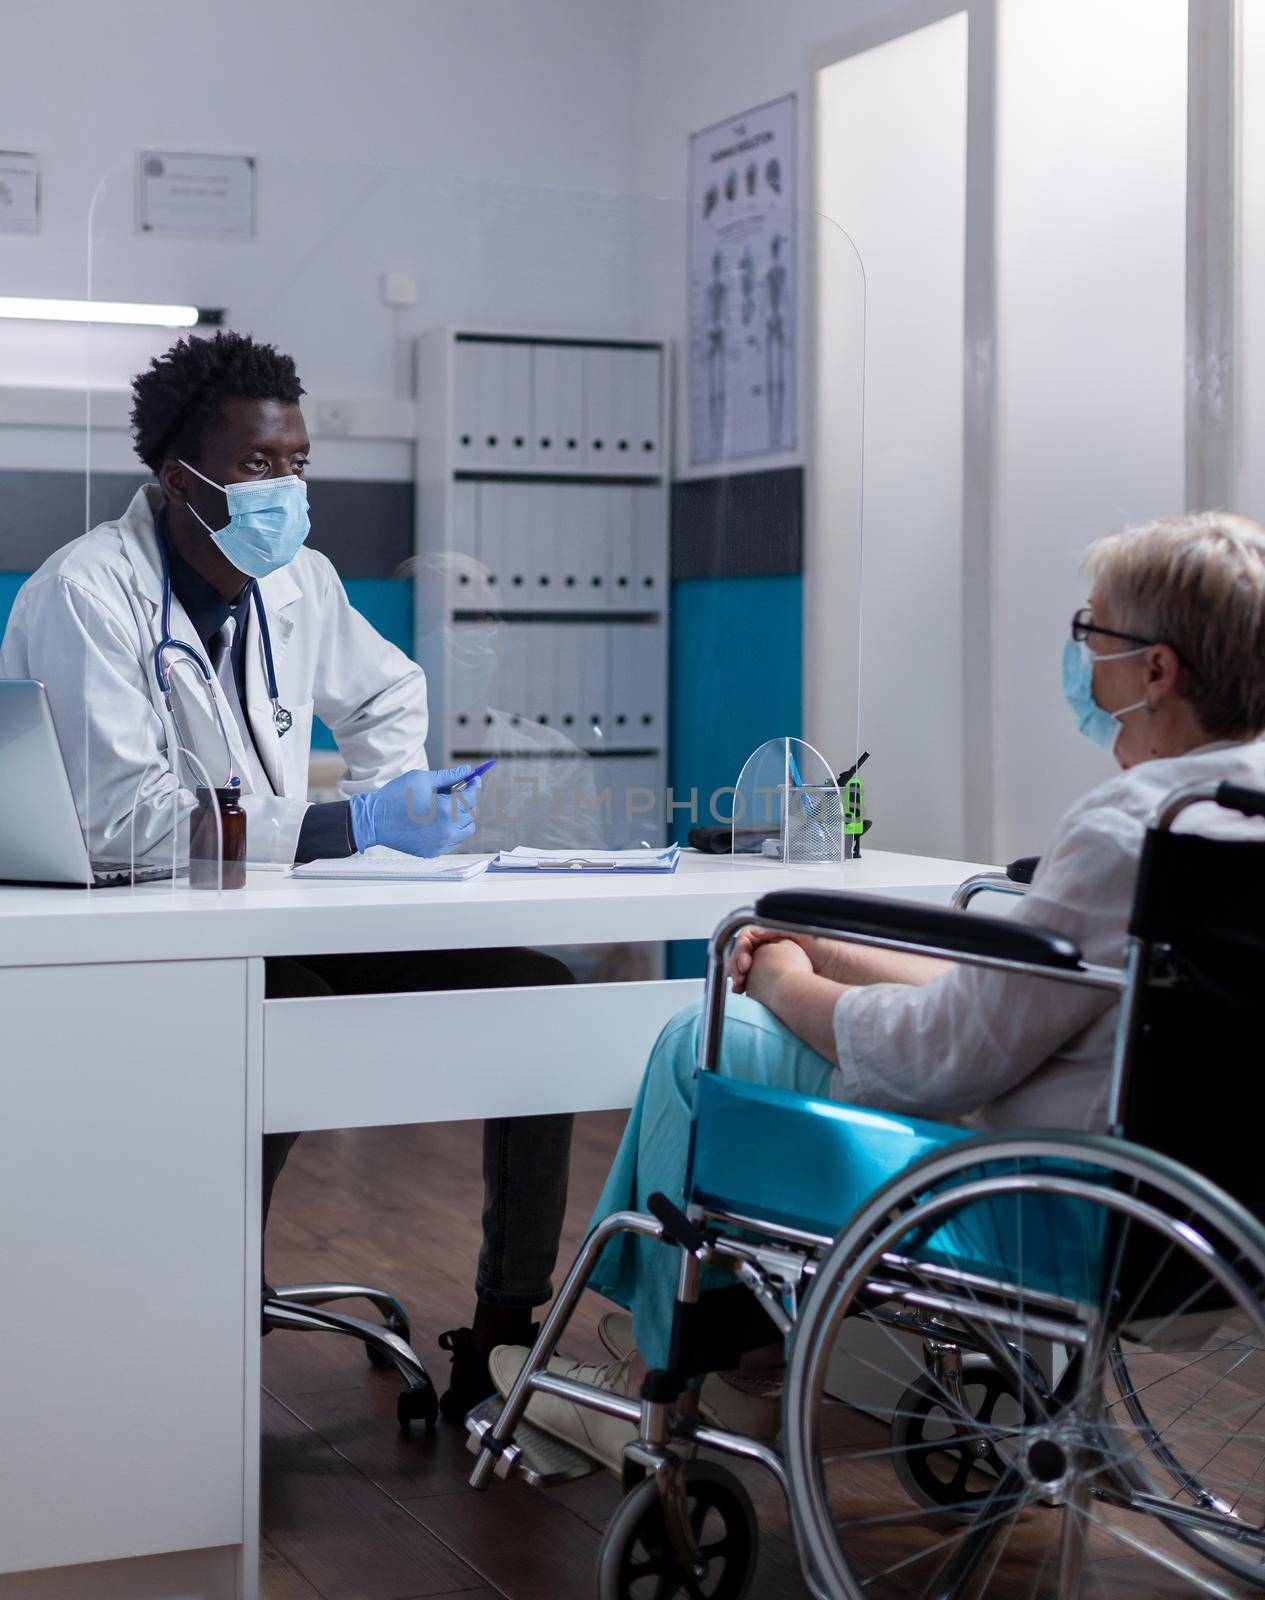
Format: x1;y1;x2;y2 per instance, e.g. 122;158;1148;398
398;1380;440;1430
597;1460;758;1600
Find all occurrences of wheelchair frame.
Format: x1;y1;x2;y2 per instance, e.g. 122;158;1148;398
467;778;1265;1600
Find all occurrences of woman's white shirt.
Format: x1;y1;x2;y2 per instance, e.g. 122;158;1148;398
832;738;1265;1132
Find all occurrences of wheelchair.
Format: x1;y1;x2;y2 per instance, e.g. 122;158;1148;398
467;777;1265;1598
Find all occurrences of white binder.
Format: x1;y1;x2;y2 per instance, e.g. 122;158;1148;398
571;484;605;604
554;622;583;742
579;623;609;749
632;486;666;605
476;481;504;604
449;482;480;607
610;349;639;467
531;482;560;605
602;755;663;847
532;344;586;468
447;622;485;750
498;621;528;732
633;622;663;741
583;347;615;470
452;340;482;466
606;622;636;747
500;481;530;605
501;343;533;468
606;486;635;607
632;348;663;472
554;486;583;611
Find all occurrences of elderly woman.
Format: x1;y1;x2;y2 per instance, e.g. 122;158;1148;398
492;512;1265;1471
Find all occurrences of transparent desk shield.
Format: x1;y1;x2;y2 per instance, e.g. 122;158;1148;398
54;161;866;892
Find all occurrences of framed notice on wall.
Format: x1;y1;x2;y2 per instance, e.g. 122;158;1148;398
138;151;256;238
688;94;796;468
0;151;40;235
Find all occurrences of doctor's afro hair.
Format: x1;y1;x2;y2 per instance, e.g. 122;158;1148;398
130;330;305;474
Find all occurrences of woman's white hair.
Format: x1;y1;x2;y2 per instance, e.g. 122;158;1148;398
1085;512;1265;740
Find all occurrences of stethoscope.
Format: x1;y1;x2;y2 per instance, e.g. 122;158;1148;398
152;529;293;783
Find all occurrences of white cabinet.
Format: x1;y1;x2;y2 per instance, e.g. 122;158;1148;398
417;329;669;843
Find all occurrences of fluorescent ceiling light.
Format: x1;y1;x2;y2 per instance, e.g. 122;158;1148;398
0;296;222;328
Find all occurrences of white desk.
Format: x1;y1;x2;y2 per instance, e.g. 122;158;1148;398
0;848;985;1600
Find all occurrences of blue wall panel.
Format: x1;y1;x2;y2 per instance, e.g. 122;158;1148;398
667;573;802;979
311;578;414;749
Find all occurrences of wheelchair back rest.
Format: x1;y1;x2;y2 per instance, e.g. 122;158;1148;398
1123;830;1265;1222
687;1076;1109;1304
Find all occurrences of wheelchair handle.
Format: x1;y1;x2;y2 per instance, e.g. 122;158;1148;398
1216;781;1265;820
1153;778;1265;830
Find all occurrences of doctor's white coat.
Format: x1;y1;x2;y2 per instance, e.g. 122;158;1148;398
0;484;428;864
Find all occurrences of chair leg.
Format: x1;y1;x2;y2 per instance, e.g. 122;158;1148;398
269;1281;410;1339
262;1298;438;1428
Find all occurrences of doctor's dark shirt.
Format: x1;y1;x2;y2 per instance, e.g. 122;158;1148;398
157;516;354;862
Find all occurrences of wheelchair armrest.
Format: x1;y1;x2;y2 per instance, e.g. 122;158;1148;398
752;888;1085;971
1007;855;1039;885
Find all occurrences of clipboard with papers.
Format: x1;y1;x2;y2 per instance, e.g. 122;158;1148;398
487;845;681;874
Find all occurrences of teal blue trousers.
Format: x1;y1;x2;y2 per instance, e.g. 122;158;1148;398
588;994;836;1368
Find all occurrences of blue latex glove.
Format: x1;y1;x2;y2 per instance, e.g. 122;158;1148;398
347;766;482;856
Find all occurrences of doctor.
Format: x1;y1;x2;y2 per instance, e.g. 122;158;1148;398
0;330;574;1422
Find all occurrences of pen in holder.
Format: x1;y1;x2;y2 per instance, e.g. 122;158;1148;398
731;737;845;867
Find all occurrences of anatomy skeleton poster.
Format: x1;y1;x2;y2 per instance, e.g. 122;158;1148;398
688;94;796;467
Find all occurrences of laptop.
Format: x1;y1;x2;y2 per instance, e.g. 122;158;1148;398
0;679;171;887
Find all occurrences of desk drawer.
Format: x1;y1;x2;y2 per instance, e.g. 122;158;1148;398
263;977;702;1132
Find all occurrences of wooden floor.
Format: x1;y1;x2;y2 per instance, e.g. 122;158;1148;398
259;1112;811;1600
260;1117;1265;1599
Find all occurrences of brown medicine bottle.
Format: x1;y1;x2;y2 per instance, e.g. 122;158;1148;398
190;785;247;890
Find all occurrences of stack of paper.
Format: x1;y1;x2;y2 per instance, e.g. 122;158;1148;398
291;849;492;882
487;845;681;874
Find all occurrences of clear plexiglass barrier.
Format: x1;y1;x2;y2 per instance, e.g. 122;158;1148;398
48;160;868;892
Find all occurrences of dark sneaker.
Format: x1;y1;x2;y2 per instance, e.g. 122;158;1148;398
438;1324;538;1425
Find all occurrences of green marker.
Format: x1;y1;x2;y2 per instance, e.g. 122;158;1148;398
839;751;870;858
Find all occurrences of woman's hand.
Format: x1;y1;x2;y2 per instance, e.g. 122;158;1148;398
744;937;815;1010
730;928;817;994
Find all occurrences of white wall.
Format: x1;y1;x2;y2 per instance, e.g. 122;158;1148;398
633;0;1192;865
1241;0;1265;523
0;0;639;402
994;0;1188;858
817;15;969;859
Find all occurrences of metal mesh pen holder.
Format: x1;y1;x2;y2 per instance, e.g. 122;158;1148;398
779;785;844;866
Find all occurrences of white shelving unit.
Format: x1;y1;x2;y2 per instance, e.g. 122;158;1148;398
415;330;670;849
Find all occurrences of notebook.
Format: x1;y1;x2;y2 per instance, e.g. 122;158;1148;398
291;849;492;882
487;845;681;874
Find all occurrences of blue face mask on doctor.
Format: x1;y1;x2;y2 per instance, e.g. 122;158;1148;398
1061;637;1149;752
179;459;311;579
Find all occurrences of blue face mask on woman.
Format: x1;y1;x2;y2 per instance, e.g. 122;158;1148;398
179;459;311;579
1061;638;1148;751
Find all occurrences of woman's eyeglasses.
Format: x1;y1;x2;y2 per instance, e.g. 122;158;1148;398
1069;608;1194;670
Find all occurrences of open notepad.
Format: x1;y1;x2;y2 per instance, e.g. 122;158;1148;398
291;848;492;882
487;845;681;873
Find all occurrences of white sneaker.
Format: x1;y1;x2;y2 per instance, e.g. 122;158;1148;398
488;1344;635;1476
597;1311;782;1443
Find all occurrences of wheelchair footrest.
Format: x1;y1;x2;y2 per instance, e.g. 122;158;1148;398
464;1395;599;1486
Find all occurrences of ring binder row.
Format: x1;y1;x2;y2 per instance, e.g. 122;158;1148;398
448;338;663;475
444;480;666;612
442;618;665;755
416;329;669;841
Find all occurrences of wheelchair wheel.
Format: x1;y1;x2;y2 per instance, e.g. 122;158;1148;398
597;1460;758;1600
889;1353;1033;1521
783;1133;1265;1598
